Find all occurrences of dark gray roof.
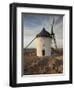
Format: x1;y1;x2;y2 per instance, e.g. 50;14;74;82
36;28;52;38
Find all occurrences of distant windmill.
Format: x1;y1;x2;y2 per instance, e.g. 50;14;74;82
51;18;57;49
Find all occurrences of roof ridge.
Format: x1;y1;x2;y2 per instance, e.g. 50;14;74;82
36;27;52;38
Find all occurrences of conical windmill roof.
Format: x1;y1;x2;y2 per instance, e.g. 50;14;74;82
36;28;52;38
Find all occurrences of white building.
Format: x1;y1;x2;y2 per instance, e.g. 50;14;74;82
35;28;52;57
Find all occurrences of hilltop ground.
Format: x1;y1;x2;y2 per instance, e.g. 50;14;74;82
23;48;63;75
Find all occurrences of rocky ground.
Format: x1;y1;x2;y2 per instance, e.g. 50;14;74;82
23;55;63;75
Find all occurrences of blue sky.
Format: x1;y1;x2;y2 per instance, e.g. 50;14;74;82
22;13;63;48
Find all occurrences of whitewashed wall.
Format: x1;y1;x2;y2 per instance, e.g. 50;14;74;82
35;37;52;56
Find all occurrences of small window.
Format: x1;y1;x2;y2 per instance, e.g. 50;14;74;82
42;50;45;56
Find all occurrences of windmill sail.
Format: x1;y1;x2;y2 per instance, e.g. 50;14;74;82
51;18;54;34
25;37;36;48
51;18;57;49
53;35;57;48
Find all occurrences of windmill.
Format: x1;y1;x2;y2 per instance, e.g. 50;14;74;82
51;18;57;49
24;18;57;56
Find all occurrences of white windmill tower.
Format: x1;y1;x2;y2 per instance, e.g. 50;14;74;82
35;28;52;57
25;18;57;57
35;18;57;57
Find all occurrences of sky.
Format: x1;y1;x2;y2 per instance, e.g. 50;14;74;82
22;13;63;48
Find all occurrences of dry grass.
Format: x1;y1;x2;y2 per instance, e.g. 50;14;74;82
23;48;63;75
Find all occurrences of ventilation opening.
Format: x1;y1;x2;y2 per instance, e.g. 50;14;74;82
42;50;45;56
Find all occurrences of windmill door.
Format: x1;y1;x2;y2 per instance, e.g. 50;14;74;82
42;50;45;56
